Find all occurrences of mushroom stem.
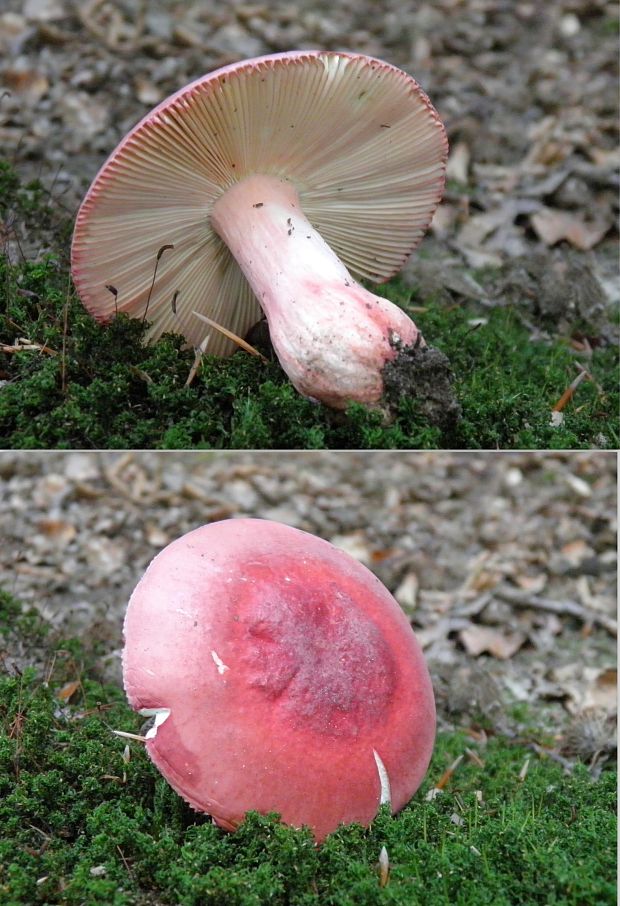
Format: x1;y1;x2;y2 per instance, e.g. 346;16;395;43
211;174;424;408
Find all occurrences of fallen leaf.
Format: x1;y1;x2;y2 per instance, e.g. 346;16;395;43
58;91;109;145
23;0;66;22
551;665;617;714
57;680;80;701
134;76;162;106
459;625;527;659
0;13;32;55
430;203;457;239
145;524;169;547
393;571;419;610
2;67;49;104
531;207;611;250
560;539;593;567
515;573;547;594
36;518;76;547
329;532;372;565
446;141;470;184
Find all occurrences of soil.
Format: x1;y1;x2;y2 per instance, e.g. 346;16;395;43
382;341;461;430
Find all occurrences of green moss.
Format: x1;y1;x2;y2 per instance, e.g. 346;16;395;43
1;160;617;449
0;591;616;905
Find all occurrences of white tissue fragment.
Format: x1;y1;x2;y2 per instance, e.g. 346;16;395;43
211;650;230;675
373;749;392;806
139;707;171;739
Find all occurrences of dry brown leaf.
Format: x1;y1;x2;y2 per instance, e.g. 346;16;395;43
134;76;161;106
430;203;457;239
2;67;49;103
394;571;419;611
0;13;30;56
560;539;593;566
582;668;617;712
329;532;372;565
446;141;470;184
145;524;169;547
550;665;618;714
459;625;527;659
531;207;611;250
58;91;109;144
23;0;66;22
36;518;76;546
57;679;80;701
515;573;547;594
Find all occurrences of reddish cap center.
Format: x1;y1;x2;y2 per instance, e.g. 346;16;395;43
223;557;397;738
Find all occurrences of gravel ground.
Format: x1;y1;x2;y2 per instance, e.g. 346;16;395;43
1;450;616;745
1;0;618;304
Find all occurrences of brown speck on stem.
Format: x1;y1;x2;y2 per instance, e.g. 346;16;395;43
252;202;264;208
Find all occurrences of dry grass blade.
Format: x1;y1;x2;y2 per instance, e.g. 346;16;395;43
552;370;589;413
192;311;268;363
112;729;148;743
378;846;390;887
1;341;57;356
436;754;465;789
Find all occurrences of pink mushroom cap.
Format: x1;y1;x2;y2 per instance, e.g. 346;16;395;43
122;518;435;842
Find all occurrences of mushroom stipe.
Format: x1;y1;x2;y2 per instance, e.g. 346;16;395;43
122;519;436;843
72;51;449;416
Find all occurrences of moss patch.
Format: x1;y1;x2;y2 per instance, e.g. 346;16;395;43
0;590;616;905
1;160;617;449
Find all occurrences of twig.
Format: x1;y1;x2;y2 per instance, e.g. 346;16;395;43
1;342;57;356
494;584;617;637
498;727;576;774
527;742;576;773
117;845;134;878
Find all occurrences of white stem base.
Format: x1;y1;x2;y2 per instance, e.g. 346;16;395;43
211;174;423;408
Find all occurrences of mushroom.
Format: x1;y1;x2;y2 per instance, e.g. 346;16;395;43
72;51;449;411
122;518;435;843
